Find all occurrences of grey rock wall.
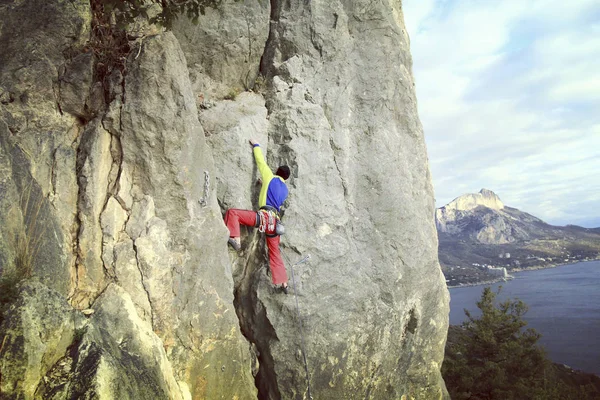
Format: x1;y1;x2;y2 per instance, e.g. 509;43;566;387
0;0;91;298
203;1;449;398
0;0;449;399
172;0;270;101
0;282;84;398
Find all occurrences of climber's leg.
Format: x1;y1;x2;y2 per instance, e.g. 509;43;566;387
266;234;288;286
224;209;257;238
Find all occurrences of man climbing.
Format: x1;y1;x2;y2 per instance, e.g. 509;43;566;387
224;139;291;293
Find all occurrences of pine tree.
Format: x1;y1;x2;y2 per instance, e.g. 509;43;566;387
443;287;547;399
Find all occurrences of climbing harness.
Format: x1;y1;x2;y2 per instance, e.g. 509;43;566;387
256;205;285;236
284;252;313;400
257;209;278;233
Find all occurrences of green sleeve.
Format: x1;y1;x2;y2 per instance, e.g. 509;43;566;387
253;146;274;181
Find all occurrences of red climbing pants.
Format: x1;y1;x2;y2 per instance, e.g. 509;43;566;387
224;209;288;285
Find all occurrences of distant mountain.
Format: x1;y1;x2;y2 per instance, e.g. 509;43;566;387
436;189;600;286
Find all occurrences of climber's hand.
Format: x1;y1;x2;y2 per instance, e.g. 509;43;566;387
249;139;259;146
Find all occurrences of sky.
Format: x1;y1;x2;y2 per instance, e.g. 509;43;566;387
403;0;600;227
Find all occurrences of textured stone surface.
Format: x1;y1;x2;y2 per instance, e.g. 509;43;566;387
58;52;99;120
172;0;270;102
63;284;185;400
117;32;257;399
0;129;71;295
0;0;91;297
206;1;449;398
1;2;257;398
202;92;269;211
0;281;84;398
71;119;113;306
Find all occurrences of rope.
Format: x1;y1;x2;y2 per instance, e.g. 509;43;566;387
284;252;313;400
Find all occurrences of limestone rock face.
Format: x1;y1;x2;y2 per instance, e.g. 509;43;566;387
0;0;91;297
1;2;257;397
104;32;258;399
205;1;449;399
202;92;269;211
0;281;84;398
0;0;449;399
172;0;270;102
0;282;184;399
60;284;185;399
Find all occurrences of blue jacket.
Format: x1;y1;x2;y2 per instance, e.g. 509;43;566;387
253;145;288;212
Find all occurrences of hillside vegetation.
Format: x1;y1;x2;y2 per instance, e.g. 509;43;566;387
444;287;600;399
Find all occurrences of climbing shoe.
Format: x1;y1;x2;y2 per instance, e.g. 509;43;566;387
281;284;289;295
228;237;241;251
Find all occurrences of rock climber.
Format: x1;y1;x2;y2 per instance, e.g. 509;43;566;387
224;139;291;294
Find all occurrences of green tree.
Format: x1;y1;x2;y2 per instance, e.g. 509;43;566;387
443;287;547;399
442;287;600;400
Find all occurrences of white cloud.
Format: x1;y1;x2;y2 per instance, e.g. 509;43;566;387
404;0;600;227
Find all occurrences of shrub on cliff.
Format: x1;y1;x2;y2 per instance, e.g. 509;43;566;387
89;0;229;96
443;287;600;399
0;185;43;328
93;0;225;29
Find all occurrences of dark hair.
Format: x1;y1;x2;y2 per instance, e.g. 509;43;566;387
276;166;291;180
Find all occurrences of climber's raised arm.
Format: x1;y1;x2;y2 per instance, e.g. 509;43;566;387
249;139;274;183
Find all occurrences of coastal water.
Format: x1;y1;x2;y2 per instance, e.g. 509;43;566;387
449;261;600;375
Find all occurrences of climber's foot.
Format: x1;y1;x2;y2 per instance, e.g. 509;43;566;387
228;237;241;251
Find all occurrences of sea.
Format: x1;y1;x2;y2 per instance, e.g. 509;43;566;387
449;260;600;376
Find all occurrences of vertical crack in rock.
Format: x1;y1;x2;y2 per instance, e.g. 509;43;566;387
245;14;253;64
328;137;349;198
131;238;155;329
229;235;281;399
107;134;123;197
97;133;123;281
70;130;87;303
53;74;64;116
364;363;382;400
102;68;129;212
401;307;419;350
50;148;58;199
227;2;289;397
258;0;282;80
66;130;81;301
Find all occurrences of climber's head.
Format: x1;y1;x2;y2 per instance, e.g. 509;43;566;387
276;166;291;181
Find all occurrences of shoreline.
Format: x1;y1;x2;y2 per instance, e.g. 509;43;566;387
447;257;600;289
447;276;513;289
510;257;600;273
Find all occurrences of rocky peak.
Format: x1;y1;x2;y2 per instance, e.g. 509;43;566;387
443;188;504;212
436;189;531;245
